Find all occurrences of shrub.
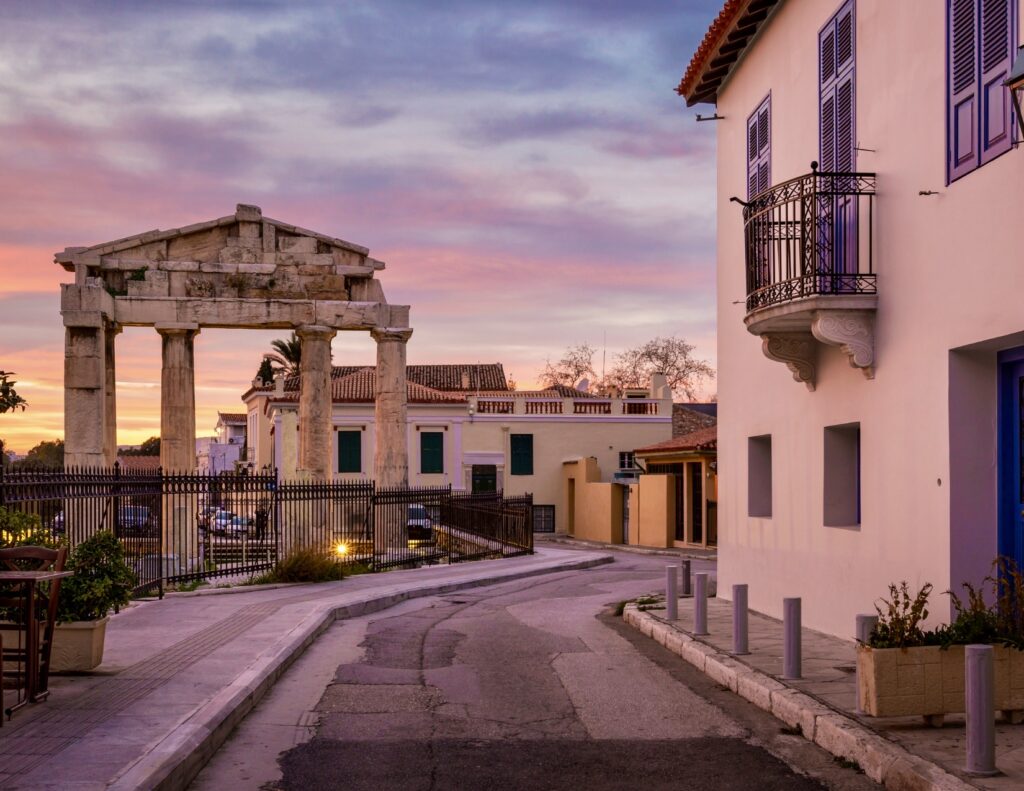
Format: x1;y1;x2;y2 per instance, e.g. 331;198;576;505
58;531;136;622
869;581;934;648
0;506;58;549
250;549;345;585
933;581;1001;648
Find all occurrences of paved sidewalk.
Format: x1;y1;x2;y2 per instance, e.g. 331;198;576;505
625;594;1024;790
0;548;611;791
537;534;718;561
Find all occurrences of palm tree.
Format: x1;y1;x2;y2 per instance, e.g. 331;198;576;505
266;332;302;376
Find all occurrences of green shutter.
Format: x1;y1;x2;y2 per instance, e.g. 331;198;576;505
421;432;444;474
510;434;533;475
338;431;361;473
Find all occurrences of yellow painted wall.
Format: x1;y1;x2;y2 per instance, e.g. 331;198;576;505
562;458;623;543
635;474;674;549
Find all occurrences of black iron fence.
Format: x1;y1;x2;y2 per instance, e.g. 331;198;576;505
742;167;876;312
0;464;533;596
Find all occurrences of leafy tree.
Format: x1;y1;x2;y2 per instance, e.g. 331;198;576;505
538;343;597;389
22;439;64;468
266;332;302;376
0;438;12;467
255;357;276;386
0;370;28;413
606;336;714;401
121;436;160;456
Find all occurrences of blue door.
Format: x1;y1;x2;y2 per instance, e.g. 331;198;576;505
998;351;1024;568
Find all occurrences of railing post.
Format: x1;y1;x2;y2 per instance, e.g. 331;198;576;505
965;644;998;776
665;566;678;620
732;584;749;655
694;572;709;635
783;597;801;679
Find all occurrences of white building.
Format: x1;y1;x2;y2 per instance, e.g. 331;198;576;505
681;0;1024;636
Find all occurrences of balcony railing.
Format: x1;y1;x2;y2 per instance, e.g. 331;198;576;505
742;168;876;313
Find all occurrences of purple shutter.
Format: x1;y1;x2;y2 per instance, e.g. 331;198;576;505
820;1;855;173
979;0;1013;163
949;0;980;179
746;96;771;199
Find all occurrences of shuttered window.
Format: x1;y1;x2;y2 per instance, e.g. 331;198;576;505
510;434;533;476
820;1;855;173
948;0;1015;181
746;95;771;199
420;431;444;474
337;430;361;474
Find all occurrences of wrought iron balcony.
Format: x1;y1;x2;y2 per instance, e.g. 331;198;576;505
739;167;877;390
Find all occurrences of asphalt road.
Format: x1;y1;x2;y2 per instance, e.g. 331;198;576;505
193;552;878;791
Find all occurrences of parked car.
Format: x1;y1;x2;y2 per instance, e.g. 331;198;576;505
407;503;433;544
219;514;254;537
118;505;157;536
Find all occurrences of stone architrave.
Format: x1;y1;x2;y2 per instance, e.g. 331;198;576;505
372;327;413;488
296;325;337;480
157;325;200;472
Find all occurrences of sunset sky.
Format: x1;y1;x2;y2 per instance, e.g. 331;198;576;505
0;0;720;455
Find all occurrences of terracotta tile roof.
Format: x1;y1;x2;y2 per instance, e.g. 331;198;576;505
673;404;717;437
274;367;466;404
474;384;597;399
217;412;247;423
267;363;510;395
677;0;781;106
116;454;162;471
635;426;717;455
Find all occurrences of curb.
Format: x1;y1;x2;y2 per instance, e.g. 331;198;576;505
538;535;717;561
623;605;975;791
107;552;614;791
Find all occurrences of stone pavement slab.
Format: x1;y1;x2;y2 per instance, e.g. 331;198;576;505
625;593;1024;790
0;548;611;791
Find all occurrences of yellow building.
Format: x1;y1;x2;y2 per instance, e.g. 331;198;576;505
243;364;673;533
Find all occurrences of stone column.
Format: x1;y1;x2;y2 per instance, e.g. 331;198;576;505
296;325;336;480
64;323;108;468
157;324;200;472
372;327;412;488
104;323;121;466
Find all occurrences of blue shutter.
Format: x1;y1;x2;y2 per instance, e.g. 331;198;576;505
420;432;444;474
949;0;981;180
337;431;361;473
979;0;1013;163
746;96;771;199
820;1;855;173
510;434;533;476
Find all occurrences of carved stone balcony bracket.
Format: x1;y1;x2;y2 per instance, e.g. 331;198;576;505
762;333;818;391
811;310;875;379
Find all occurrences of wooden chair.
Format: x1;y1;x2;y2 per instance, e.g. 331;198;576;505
0;546;68;719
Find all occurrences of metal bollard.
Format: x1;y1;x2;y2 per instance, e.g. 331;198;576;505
694;572;709;635
783;598;802;679
680;560;692;596
666;566;678;621
855;614;878;714
733;584;749;655
965;644;998;776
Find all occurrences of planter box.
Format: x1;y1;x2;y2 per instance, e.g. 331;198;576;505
857;644;1024;718
50;617;108;672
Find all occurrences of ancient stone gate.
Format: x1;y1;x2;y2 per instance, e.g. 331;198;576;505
55;204;412;484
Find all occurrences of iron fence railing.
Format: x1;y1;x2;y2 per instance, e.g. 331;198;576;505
0;464;533;595
742;166;876;313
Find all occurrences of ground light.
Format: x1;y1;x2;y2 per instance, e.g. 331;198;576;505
1008;45;1024;142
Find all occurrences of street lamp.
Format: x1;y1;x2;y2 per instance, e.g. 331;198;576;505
1007;45;1024;142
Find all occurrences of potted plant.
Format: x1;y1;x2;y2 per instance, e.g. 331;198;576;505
857;566;1024;724
51;530;136;672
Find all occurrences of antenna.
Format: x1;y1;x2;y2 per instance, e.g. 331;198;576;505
602;330;607;382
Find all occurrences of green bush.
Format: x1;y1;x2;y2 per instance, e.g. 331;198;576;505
58;531;136;622
0;506;58;549
869;581;935;648
249;549;346;585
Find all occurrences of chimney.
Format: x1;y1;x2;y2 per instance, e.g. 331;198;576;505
274;374;285;396
650;372;668;398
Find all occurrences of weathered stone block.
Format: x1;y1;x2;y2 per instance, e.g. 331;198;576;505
200;262;239;274
65;354;102;389
386;304;411;327
112;297;179;325
174;298;317;328
262;222;276;253
278;235;318;253
335;264;375;277
61;310;105;328
168;271;188;297
276;252;333;267
349;278;386;302
126;269;169;298
225;236;262;250
167;226;229;263
238;221;260;240
236;263;277;275
218;246;260;264
313;301;383;329
157;261;201;272
235;203;262;222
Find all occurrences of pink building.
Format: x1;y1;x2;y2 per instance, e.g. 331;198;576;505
682;0;1024;636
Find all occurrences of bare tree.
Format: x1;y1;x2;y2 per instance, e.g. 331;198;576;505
538;343;597;389
605;336;714;400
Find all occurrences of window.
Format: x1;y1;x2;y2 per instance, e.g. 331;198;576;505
510;434;534;475
947;0;1016;181
748;435;773;517
420;431;444;474
619;451;636;470
820;1;856;173
532;505;555;533
824;423;861;527
747;95;771;199
337;430;361;473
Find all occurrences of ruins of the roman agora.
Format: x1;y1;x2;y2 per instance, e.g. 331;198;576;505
1;1;1024;789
